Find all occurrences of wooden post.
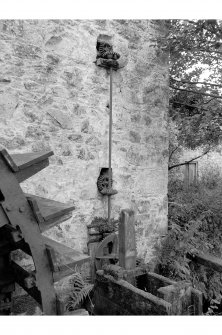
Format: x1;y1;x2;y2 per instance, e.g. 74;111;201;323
119;209;136;270
184;161;198;189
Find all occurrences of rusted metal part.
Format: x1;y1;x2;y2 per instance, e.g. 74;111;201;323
96;38;120;61
95;233;119;270
95;43;119;228
95;58;119;70
107;67;113;225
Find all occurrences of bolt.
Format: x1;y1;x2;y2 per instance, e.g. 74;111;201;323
19;206;25;213
5;205;12;212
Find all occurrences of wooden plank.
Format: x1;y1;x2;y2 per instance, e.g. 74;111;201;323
15;159;49;183
187;252;222;273
191;288;203;315
11;151;54;170
0;150;54;182
53;256;90;283
11;261;41;305
42;236;82;258
25;193;75;222
43;236;90;280
119;209;136;270
0;149;19;172
38;213;73;233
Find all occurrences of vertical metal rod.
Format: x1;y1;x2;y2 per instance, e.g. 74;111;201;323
108;67;113;224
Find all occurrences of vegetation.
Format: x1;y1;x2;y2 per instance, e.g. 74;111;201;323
57;270;94;313
158;164;222;314
168;20;222;170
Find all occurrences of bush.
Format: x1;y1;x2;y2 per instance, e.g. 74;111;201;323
159;167;222;314
200;162;221;189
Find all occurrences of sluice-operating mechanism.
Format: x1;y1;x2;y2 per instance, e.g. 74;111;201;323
0;149;90;315
95;35;119;224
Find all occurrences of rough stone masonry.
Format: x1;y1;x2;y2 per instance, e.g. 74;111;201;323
0;20;169;267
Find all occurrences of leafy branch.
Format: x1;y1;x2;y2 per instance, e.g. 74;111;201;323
168;147;211;171
170;85;222;100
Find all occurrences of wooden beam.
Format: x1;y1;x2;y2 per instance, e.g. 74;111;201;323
119;209;136;270
0;149;54;183
25;194;75;232
11;151;54;170
43;236;90;281
187;252;222;273
11;261;41;304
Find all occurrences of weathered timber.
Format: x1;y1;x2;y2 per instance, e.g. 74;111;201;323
11;261;36;289
0;149;53;183
0;149;77;315
11;151;54;170
0;155;57;315
43;236;90;280
94;271;172;315
15;159;50;183
187;252;222;273
11;261;41;305
25;193;75;232
119;209;136;271
0;238;31;256
191;288;203;315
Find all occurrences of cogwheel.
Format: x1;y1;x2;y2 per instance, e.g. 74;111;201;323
97;173;113;193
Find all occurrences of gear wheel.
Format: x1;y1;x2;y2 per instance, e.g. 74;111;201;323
97;173;118;195
97;173;112;192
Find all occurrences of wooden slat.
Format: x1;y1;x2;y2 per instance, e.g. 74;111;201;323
11;261;41;305
11;151;54;170
16;159;50;183
43;236;90;280
0;149;18;172
187;252;222;273
39;213;74;233
119;210;136;270
25;194;75;222
0;149;54;182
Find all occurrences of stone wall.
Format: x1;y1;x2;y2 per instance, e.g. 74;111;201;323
0;20;169;265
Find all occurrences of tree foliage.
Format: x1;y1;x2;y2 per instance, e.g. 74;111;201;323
168;20;222;167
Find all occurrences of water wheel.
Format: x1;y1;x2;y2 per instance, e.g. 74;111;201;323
0;149;90;315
